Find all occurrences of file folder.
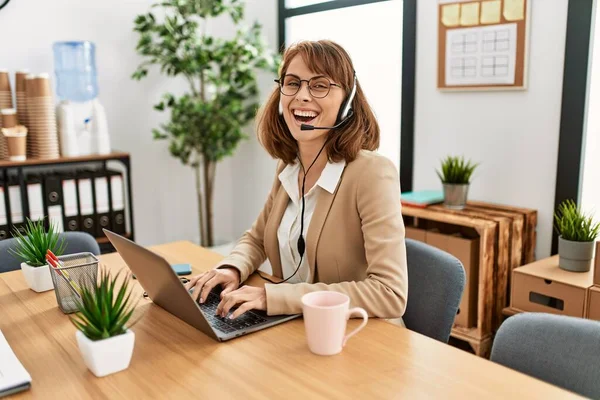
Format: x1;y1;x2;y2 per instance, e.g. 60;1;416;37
108;170;126;235
43;174;64;233
76;170;96;237
26;174;45;223
61;172;79;232
0;177;8;240
7;176;25;236
93;170;111;237
0;329;31;397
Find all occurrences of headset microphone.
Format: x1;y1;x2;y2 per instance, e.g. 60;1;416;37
300;109;354;131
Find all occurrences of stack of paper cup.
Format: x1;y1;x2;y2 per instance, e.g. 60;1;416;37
15;71;29;156
26;73;60;159
0;70;14;160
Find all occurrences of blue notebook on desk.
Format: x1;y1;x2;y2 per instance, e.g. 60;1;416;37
401;190;444;208
0;330;31;398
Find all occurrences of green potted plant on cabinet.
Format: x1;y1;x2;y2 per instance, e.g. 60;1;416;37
9;218;65;292
436;155;479;210
71;268;141;377
132;0;280;248
554;199;600;272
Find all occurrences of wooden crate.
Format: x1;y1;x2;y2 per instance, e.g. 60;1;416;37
425;230;480;328
467;201;537;264
402;207;497;358
428;203;525;329
402;200;537;358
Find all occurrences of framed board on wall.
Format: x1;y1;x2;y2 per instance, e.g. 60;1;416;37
438;0;530;91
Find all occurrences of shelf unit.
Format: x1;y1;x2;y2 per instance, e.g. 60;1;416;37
0;152;134;253
402;201;537;358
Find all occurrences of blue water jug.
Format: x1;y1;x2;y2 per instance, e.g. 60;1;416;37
53;41;98;102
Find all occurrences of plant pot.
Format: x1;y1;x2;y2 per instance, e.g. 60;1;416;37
76;329;135;378
558;236;596;272
20;262;54;292
443;183;470;210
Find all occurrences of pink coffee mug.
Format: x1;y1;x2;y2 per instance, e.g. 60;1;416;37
301;291;368;356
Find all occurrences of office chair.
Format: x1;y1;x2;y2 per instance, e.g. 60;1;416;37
402;238;466;342
491;313;600;399
0;231;101;273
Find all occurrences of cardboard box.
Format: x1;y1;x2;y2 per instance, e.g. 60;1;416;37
511;255;593;317
425;231;480;328
594;242;600;286
586;285;600;321
405;227;426;242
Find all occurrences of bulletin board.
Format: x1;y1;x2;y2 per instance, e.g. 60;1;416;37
438;0;530;90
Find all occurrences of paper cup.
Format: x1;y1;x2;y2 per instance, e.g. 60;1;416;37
0;70;11;92
2;126;27;161
15;71;28;92
1;108;17;128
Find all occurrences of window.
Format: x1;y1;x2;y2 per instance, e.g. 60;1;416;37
581;2;600;216
281;0;404;171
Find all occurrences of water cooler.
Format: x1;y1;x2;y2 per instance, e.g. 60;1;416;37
54;41;110;156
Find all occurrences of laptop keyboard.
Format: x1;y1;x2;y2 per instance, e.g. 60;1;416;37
198;291;268;334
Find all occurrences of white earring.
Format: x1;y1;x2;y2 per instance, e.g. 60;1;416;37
278;100;283;116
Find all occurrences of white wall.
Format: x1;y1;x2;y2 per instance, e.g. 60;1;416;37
0;0;278;247
414;0;569;259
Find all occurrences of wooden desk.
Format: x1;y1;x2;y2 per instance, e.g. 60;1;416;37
0;241;581;399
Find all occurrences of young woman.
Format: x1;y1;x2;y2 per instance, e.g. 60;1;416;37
186;40;408;322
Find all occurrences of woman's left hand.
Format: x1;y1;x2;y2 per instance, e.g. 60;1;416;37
216;286;267;319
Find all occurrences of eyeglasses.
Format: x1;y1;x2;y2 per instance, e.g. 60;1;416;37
274;74;342;99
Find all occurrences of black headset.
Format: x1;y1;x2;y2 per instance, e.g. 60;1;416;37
263;73;357;284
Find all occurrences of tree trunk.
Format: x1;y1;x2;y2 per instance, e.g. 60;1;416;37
203;158;216;247
194;163;207;247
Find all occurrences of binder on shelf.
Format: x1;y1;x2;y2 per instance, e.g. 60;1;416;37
61;172;79;232
43;174;65;233
107;170;126;235
25;174;45;223
93;170;111;237
76;170;96;237
0;177;8;240
7;176;25;236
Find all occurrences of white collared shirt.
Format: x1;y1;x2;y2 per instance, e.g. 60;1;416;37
277;159;346;283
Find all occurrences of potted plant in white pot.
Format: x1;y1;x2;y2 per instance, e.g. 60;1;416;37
132;0;280;249
9;218;65;292
71;268;141;378
554;199;600;272
436;155;479;210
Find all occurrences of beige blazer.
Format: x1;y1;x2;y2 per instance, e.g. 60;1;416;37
216;150;408;318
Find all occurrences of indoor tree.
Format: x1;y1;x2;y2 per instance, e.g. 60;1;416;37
133;0;279;246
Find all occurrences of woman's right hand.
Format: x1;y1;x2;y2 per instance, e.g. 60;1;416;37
184;267;241;304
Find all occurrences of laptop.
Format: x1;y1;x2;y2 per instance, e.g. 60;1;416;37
103;229;299;342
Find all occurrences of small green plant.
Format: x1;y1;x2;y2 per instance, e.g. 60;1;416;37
554;199;600;242
71;269;141;341
9;218;65;267
436;156;479;184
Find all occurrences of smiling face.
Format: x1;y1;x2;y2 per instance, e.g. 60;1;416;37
280;55;346;146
